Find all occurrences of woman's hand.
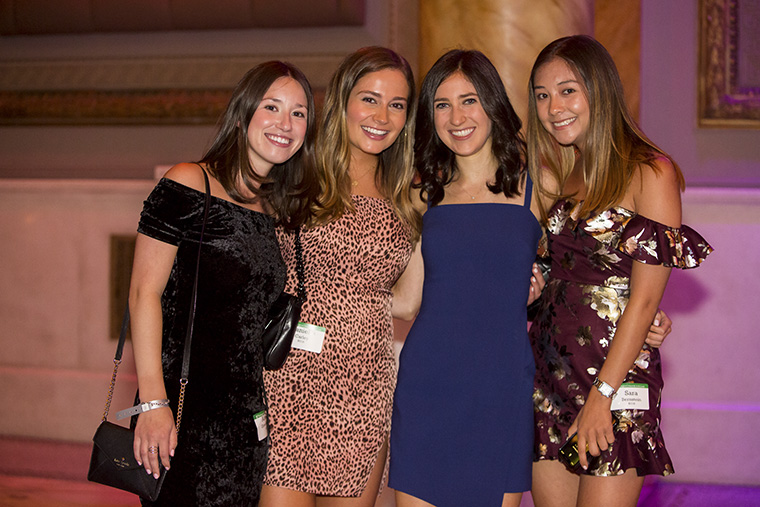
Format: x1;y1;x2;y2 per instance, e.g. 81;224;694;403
645;309;672;348
133;407;177;478
567;389;615;470
527;263;547;306
129;231;180;478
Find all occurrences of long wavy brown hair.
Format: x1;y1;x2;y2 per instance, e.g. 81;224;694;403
199;61;317;230
415;49;526;207
526;35;684;224
309;46;421;241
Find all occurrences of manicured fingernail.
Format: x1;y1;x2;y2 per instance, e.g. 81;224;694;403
154;472;160;479
146;469;152;475
654;319;660;326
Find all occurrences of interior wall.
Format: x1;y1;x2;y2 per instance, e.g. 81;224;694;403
641;0;760;486
0;0;419;439
0;0;419;179
641;0;760;188
0;180;148;440
0;0;758;493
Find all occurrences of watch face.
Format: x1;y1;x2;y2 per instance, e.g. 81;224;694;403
594;379;615;398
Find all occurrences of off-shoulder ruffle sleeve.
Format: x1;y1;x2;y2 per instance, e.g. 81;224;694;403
137;178;205;245
615;214;713;269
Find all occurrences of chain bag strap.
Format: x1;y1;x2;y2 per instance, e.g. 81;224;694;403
175;163;211;432
88;165;211;500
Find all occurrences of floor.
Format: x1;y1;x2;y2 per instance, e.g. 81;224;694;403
1;437;759;506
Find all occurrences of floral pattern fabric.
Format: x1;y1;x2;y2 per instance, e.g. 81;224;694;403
530;200;712;476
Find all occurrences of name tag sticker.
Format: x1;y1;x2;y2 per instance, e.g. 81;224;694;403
611;383;649;411
253;410;268;441
291;322;326;353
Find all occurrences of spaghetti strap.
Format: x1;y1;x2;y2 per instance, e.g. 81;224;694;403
523;172;533;208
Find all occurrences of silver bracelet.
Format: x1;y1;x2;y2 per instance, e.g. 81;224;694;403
116;399;170;420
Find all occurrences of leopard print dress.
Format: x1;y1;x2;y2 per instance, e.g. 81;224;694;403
263;195;412;496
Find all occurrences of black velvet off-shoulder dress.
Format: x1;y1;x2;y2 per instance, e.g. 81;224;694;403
136;178;285;506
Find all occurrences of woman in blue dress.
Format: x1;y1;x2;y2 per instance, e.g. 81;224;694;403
389;49;543;507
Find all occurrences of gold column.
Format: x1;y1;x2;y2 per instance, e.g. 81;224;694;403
419;0;594;121
595;0;641;120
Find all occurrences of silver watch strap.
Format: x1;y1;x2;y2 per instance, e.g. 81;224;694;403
116;399;170;420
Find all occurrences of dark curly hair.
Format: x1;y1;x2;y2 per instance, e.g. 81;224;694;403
415;49;526;207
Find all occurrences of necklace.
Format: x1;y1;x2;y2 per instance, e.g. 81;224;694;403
458;182;487;200
351;166;375;187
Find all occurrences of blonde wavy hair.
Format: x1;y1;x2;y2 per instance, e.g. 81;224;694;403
309;46;421;241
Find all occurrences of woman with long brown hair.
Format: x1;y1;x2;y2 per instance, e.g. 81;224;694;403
389;48;542;507
261;46;421;507
526;35;712;507
129;61;315;505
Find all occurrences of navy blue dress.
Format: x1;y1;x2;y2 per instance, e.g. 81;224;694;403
390;179;541;506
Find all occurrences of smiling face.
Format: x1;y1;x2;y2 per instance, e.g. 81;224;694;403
246;76;309;175
433;72;493;159
345;68;410;159
532;58;590;149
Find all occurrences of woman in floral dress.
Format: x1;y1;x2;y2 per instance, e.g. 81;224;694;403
526;35;713;507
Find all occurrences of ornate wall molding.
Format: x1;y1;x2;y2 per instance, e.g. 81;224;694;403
0;55;335;125
0;0;365;35
0;0;418;125
698;0;760;128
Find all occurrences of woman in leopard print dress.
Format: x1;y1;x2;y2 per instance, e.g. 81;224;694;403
260;47;422;507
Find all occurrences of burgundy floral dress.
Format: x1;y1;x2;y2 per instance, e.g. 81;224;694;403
529;199;713;476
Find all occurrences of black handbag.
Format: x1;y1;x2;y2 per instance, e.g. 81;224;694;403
87;166;211;500
262;226;306;370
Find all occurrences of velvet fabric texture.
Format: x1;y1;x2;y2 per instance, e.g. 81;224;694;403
136;178;285;505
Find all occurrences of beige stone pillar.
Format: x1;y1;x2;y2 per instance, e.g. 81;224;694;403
419;0;594;122
595;0;641;120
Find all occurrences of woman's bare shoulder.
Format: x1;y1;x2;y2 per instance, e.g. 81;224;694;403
633;156;682;227
162;162;207;192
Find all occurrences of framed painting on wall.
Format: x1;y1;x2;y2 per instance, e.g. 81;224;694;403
698;0;760;128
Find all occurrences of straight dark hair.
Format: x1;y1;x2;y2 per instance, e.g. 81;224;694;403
416;49;526;207
200;61;317;229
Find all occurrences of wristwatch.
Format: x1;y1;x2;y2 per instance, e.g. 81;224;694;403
592;377;617;398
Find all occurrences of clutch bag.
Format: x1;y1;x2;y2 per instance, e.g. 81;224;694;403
88;421;166;501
